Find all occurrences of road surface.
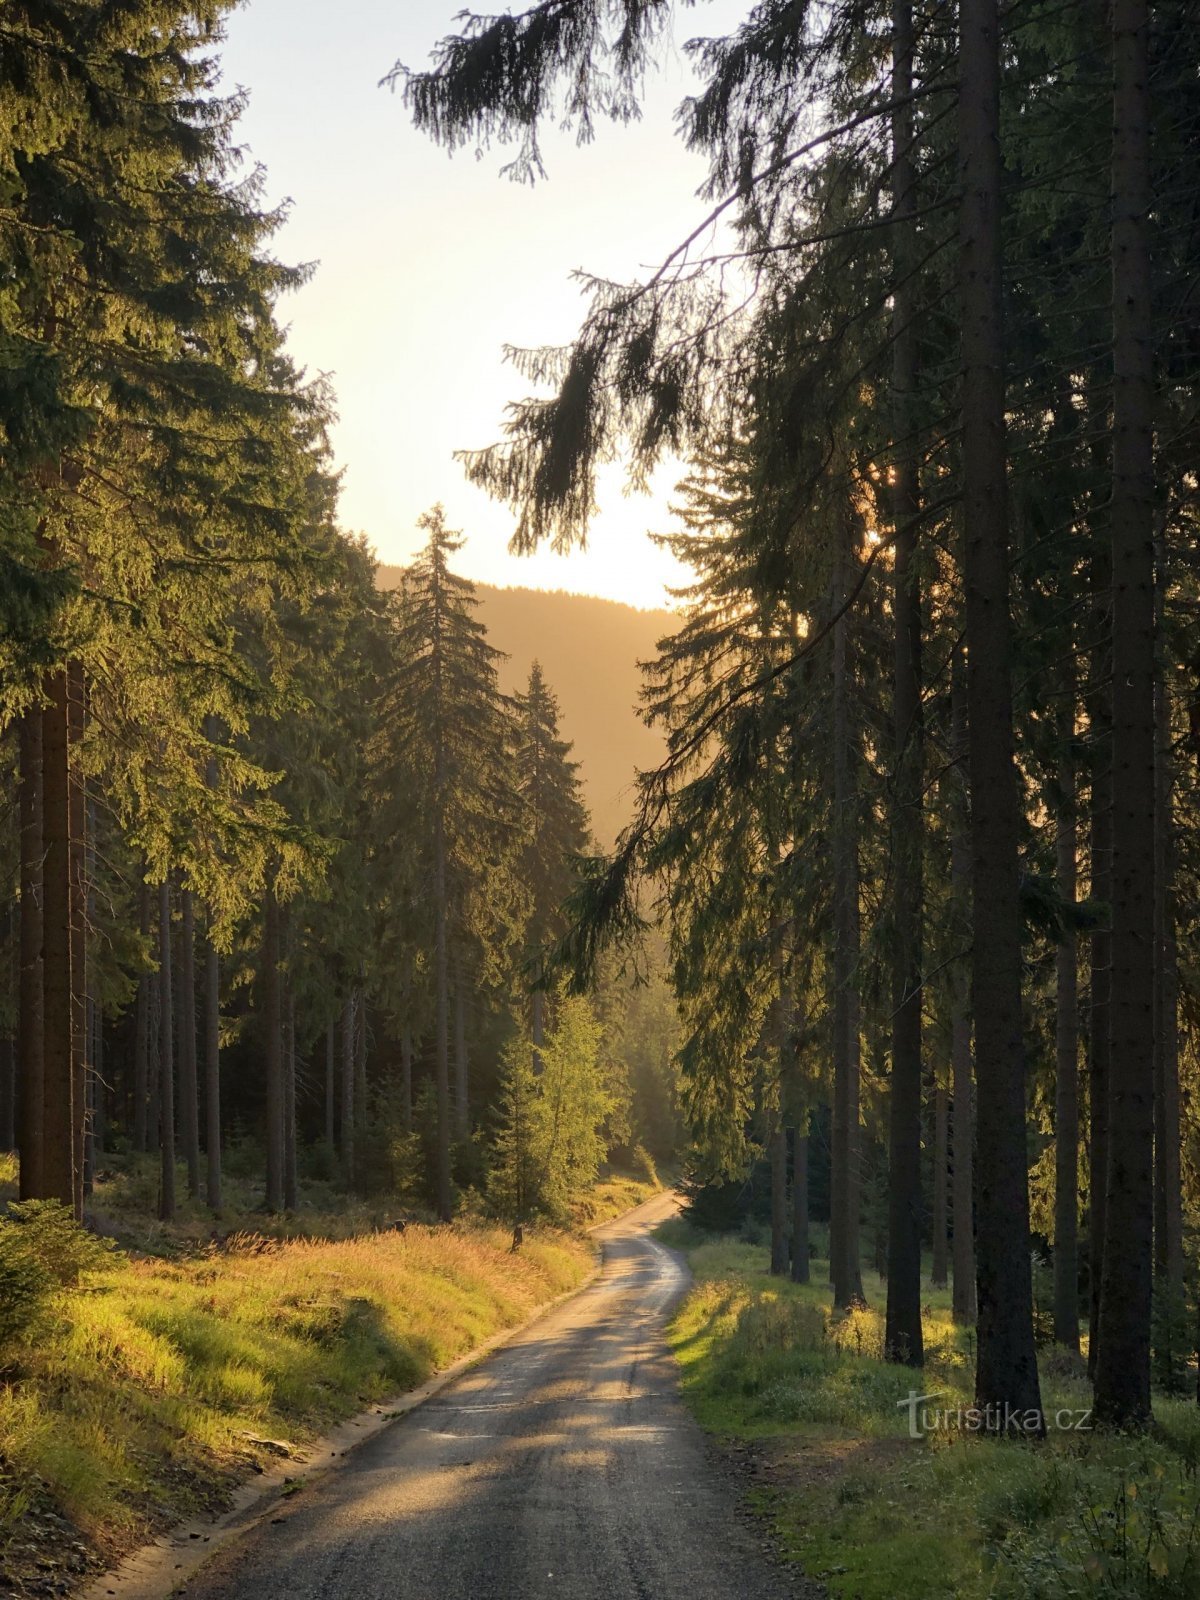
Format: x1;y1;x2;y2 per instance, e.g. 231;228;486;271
182;1192;801;1600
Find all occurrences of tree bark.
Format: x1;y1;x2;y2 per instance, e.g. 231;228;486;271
831;518;864;1309
884;0;925;1371
1087;474;1113;1383
67;664;85;1220
204;930;222;1212
959;0;1042;1424
791;1124;810;1284
454;956;470;1141
769;1121;788;1276
18;708;44;1199
325;1017;336;1153
157;878;176;1222
1152;528;1184;1378
401;1025;413;1135
1053;737;1081;1351
932;1082;949;1290
134;879;151;1154
355;985;367;1154
262;882;283;1214
1094;0;1155;1432
434;800;452;1221
178;887;201;1200
950;653;977;1326
284;979;298;1212
41;671;76;1214
341;993;355;1185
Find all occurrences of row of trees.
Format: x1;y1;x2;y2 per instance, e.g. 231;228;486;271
0;3;677;1235
398;0;1199;1430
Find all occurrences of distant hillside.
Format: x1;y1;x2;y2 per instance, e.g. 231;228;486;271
376;569;673;845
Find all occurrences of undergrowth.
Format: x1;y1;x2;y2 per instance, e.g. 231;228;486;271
661;1224;1200;1600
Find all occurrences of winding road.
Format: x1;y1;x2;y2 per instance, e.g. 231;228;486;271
181;1193;799;1600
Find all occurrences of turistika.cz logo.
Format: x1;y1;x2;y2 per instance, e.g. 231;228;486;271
897;1391;1094;1439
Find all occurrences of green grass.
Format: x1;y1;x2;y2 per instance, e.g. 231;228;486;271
570;1171;660;1227
660;1224;1200;1599
0;1205;591;1578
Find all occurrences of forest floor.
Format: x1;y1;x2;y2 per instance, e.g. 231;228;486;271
0;1153;656;1598
657;1221;1200;1600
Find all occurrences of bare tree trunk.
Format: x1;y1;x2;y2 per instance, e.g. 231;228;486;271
884;0;925;1370
18;708;44;1199
204;930;221;1212
1053;736;1081;1352
959;0;1042;1424
1152;530;1184;1380
325;1017;336;1153
400;1025;413;1135
340;994;355;1186
770;1121;788;1276
67;665;86;1221
42;671;76;1214
454;956;469;1141
791;1124;810;1284
434;801;452;1221
831;520;864;1309
133;879;150;1154
932;1082;949;1290
262;882;283;1214
1095;0;1155;1432
1087;488;1113;1382
355;985;367;1154
178;887;201;1199
284;980;298;1212
950;653;976;1325
157;879;176;1222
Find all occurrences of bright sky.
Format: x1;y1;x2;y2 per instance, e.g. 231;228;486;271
218;0;746;608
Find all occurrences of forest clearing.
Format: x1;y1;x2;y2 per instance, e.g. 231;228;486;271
3;0;1200;1597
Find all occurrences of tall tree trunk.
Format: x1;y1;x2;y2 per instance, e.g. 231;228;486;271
83;797;100;1197
791;1122;810;1284
454;957;469;1141
949;672;977;1326
178;887;201;1200
325;1017;336;1153
1095;0;1155;1432
340;994;355;1185
355;985;367;1153
42;672;76;1214
433;800;452;1221
204;929;221;1212
1153;673;1184;1344
262;882;283;1214
770;1121;788;1276
157;879;176;1222
1053;735;1081;1351
284;980;298;1212
932;1082;949;1290
831;520;865;1309
134;879;151;1154
0;1038;13;1153
18;708;44;1199
885;0;925;1371
67;664;85;1220
401;1025;413;1135
1087;494;1113;1382
959;0;1043;1424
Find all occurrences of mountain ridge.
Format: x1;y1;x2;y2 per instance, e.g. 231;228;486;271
375;567;673;846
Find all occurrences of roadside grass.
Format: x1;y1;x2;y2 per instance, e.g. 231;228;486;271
571;1173;660;1227
0;1204;590;1584
659;1222;1200;1600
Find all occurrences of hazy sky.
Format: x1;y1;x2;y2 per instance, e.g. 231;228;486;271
217;0;745;608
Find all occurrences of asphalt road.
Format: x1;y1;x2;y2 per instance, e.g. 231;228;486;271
181;1192;800;1600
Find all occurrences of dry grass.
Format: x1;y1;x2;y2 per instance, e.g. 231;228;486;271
0;1213;590;1580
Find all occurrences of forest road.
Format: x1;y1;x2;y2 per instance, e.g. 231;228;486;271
180;1191;805;1600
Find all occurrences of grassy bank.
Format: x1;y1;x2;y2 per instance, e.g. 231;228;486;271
0;1161;594;1596
660;1222;1200;1599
